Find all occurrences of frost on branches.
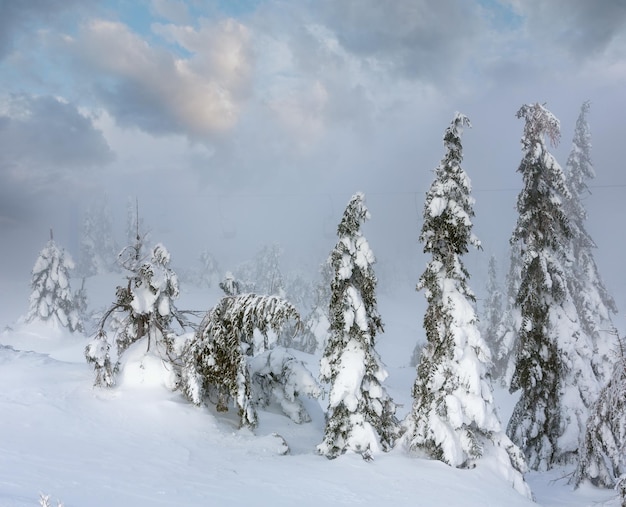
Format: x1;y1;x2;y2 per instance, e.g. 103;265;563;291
317;192;399;460
403;114;529;497
573;337;626;489
180;294;320;428
26;235;83;333
564;101;618;385
85;242;185;387
506;103;600;471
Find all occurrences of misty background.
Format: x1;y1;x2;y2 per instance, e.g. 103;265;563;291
1;0;625;332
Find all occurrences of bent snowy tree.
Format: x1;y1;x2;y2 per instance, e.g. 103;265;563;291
180;293;319;428
403;113;530;497
317;192;399;460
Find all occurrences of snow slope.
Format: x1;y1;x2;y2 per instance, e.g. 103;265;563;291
0;281;619;507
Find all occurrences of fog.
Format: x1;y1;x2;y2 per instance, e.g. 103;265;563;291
1;0;626;328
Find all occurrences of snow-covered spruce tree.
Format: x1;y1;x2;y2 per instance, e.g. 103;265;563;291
85;242;185;386
403;113;529;496
492;240;523;386
573;335;626;489
77;197;119;277
253;244;286;297
180;293;318;427
482;255;503;347
26;232;83;333
564;101;618;385
299;258;333;354
317;192;399;459
507;103;600;470
219;271;242;296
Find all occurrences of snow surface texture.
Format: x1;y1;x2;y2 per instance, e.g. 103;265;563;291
0;282;620;506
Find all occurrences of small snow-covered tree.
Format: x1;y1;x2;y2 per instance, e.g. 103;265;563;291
299;258;333;354
507;103;600;471
403;114;529;496
564;101;618;385
253;244;286;297
180;294;317;427
573;335;626;489
85;242;185;386
26;232;83;333
197;250;221;288
317;192;399;459
78;196;119;277
219;271;242;296
482;255;503;353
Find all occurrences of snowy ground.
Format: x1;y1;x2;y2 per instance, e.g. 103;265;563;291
0;277;619;506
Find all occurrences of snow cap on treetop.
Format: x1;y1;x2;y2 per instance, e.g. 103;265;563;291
337;192;369;237
516;103;560;149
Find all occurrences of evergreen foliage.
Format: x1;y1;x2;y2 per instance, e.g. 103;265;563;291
317;192;399;459
573;336;626;489
564;101;618;385
219;272;242;296
404;114;528;497
180;293;310;428
26;234;83;333
507;103;600;470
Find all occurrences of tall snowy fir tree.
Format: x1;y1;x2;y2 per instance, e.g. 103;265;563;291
78;196;119;277
482;254;503;364
573;335;626;490
506;103;600;471
564;101;618;385
492;240;523;385
403;114;529;496
317;192;399;459
26;232;83;333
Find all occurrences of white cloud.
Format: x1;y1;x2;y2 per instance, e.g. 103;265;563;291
67;18;253;139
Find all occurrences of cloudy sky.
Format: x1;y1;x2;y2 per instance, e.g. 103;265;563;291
1;0;625;313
